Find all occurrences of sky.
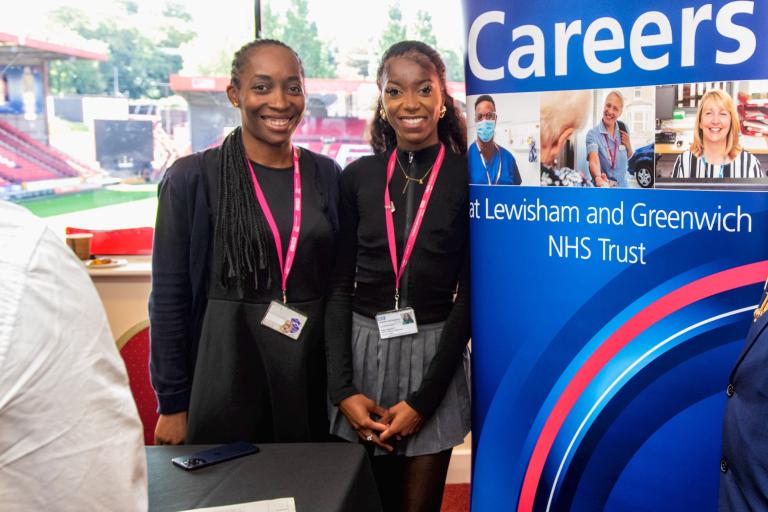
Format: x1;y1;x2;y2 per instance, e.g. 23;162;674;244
296;0;467;53
0;0;466;78
2;0;467;53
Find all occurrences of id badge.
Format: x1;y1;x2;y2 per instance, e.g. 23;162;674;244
261;300;308;340
375;307;418;340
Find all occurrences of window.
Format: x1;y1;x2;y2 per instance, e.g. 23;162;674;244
2;0;464;248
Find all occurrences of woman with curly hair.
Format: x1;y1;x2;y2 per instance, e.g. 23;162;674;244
325;40;471;512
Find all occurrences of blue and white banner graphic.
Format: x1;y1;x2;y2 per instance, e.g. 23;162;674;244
462;1;768;511
465;0;767;94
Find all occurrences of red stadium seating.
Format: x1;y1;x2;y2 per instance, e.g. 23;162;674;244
0;145;60;182
294;117;367;142
326;142;342;160
209;116;371;167
0;120;98;182
295;141;325;154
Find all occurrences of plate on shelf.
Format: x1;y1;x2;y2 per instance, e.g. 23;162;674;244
85;257;128;269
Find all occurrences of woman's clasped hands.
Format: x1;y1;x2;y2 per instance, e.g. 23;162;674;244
338;394;424;452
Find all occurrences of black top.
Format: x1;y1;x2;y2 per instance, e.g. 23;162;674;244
325;143;470;419
185;154;336;443
206;158;335;303
149;146;340;414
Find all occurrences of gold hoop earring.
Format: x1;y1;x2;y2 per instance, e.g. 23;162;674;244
232;102;239;108
379;108;388;122
439;105;447;119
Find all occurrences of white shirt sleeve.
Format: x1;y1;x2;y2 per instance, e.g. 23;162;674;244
0;202;147;512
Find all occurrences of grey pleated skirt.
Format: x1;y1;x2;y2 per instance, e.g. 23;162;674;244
329;312;471;456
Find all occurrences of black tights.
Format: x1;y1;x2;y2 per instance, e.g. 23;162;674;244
369;449;452;512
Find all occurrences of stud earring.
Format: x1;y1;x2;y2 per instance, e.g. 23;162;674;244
439;105;447;118
232;102;239;108
379;108;388;122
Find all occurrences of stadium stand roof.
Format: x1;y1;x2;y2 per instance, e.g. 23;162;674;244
0;32;108;64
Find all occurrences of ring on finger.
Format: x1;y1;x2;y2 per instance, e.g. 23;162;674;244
365;433;373;442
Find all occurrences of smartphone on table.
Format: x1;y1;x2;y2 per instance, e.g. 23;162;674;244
171;441;259;471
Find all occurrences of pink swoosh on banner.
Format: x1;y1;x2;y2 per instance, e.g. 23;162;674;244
518;260;768;512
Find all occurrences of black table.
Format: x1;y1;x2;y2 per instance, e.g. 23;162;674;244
147;443;382;512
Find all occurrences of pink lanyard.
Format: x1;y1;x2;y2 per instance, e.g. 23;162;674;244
246;147;301;303
603;134;617;170
384;144;445;309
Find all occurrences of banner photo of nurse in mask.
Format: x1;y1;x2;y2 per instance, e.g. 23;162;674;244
468;94;524;185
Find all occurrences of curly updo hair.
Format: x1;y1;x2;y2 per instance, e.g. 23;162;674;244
370;40;467;156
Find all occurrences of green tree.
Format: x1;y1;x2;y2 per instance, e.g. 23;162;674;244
118;0;139;15
346;55;371;79
281;0;336;78
441;48;464;82
378;2;407;57
192;1;280;81
375;7;463;83
197;47;235;77
413;11;437;47
49;6;88;31
159;26;195;49
162;2;192;22
99;23;183;99
47;2;194;99
49;60;107;95
261;3;283;40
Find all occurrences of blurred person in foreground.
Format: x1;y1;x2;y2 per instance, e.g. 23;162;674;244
720;277;768;510
0;201;147;511
540;89;593;187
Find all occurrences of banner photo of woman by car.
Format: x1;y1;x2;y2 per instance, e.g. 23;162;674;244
463;1;768;511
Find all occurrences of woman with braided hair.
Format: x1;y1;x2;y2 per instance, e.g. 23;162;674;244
326;41;471;512
149;39;340;445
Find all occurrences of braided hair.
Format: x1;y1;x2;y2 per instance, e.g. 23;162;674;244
216;39;304;290
370;41;467;156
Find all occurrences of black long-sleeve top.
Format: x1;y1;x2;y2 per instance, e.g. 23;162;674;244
325;143;470;420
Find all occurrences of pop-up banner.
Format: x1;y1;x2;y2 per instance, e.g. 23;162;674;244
462;1;768;510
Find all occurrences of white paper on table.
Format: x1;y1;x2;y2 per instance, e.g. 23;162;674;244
179;497;296;512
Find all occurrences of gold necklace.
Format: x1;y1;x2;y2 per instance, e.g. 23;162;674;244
396;156;434;194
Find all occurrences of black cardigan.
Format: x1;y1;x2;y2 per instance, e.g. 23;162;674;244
149;146;340;414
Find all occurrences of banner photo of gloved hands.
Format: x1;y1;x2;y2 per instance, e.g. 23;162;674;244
462;1;768;511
